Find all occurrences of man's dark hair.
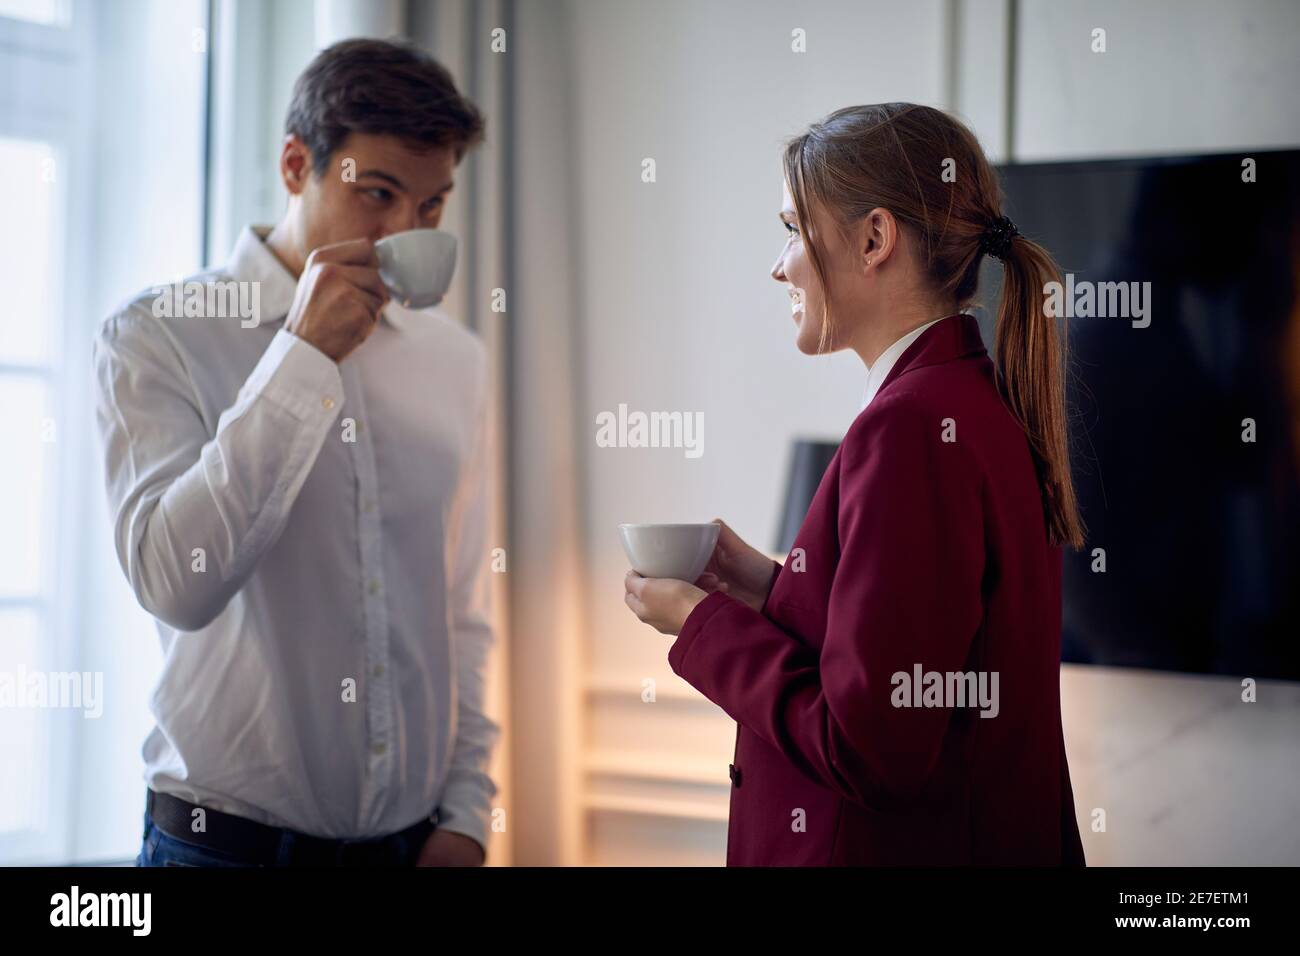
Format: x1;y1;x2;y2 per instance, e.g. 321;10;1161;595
285;38;485;176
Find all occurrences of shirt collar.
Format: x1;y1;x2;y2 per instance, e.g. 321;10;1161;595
860;316;950;411
225;225;408;331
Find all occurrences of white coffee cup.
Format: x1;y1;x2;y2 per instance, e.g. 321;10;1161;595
374;228;458;309
618;523;720;582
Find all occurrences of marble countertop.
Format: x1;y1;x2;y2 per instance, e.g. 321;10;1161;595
1061;663;1300;865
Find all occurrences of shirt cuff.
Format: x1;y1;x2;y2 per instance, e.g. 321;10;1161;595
238;328;344;422
435;782;494;857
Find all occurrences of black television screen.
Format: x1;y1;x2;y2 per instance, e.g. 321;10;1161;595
975;149;1300;680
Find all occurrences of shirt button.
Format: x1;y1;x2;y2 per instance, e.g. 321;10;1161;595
373;664;384;677
322;397;335;410
371;742;387;757
361;499;375;513
367;579;381;595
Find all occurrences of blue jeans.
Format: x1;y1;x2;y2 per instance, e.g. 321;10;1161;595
136;812;252;867
135;806;430;867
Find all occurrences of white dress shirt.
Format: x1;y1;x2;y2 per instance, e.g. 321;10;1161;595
859;315;951;411
92;225;499;847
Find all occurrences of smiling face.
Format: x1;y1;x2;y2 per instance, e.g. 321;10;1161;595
771;176;871;355
280;131;457;267
772;170;944;365
771;178;820;353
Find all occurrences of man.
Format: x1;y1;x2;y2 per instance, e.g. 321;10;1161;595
93;39;498;866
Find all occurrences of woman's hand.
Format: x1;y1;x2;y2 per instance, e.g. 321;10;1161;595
624;571;708;636
694;518;777;613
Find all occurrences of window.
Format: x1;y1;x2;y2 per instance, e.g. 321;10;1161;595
0;0;76;853
0;0;207;864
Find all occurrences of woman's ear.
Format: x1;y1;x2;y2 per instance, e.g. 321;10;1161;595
860;208;898;272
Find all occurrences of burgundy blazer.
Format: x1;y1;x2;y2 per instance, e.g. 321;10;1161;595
669;312;1086;866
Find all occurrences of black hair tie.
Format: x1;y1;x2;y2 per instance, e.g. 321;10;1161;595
980;215;1019;260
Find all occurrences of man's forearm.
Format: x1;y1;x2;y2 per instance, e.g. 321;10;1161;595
98;326;343;630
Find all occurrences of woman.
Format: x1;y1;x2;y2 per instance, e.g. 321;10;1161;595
624;103;1087;866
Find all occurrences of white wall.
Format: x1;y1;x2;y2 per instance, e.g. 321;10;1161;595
1015;0;1300;159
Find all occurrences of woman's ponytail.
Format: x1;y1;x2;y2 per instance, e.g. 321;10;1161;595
991;227;1086;550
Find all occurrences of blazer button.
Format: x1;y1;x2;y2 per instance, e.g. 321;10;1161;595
728;763;742;787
